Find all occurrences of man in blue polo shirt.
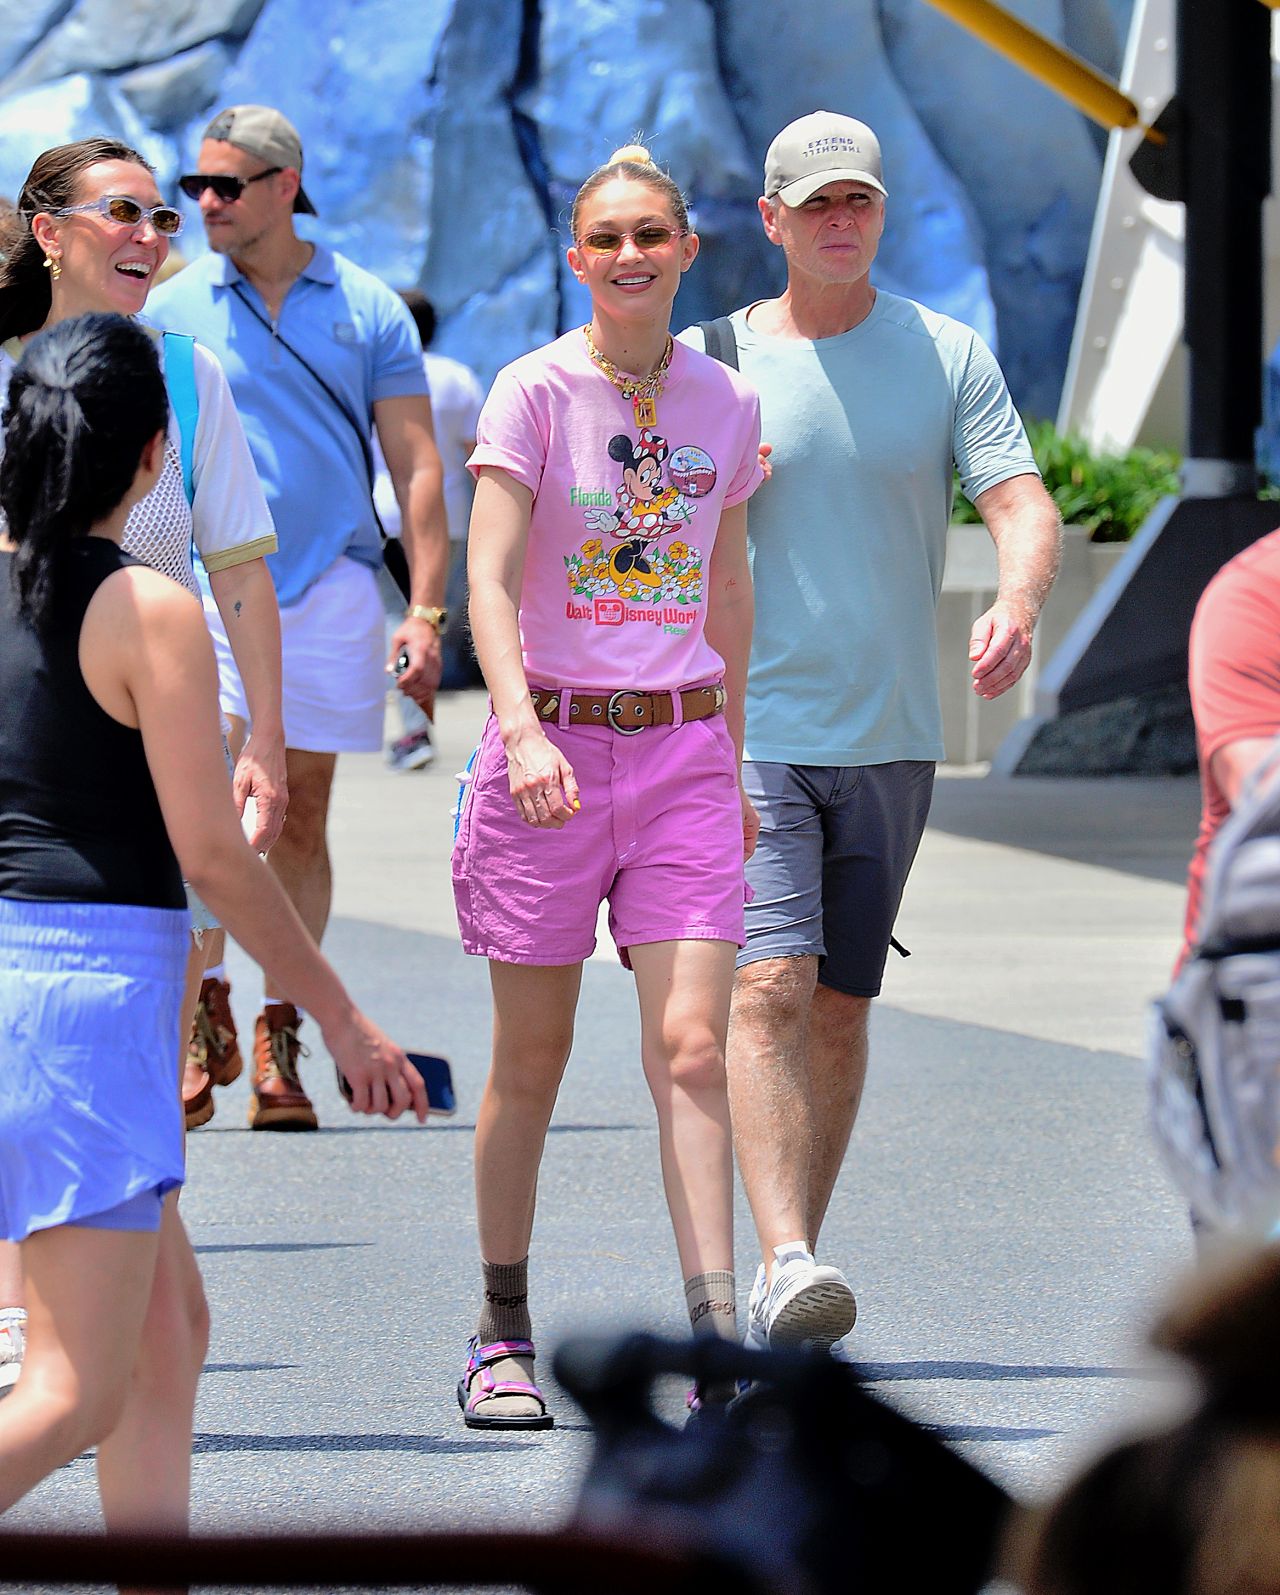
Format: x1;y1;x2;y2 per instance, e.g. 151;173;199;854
151;105;449;1130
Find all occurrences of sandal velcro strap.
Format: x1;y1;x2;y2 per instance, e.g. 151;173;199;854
465;1369;547;1412
467;1337;535;1369
460;1336;548;1420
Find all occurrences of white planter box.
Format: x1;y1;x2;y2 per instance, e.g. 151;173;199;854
937;524;1125;765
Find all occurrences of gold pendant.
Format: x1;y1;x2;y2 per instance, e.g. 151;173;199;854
633;393;657;429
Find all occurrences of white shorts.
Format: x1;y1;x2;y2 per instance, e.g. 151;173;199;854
205;555;386;754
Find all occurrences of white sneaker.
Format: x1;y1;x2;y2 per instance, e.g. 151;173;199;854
761;1246;857;1350
0;1315;25;1400
744;1262;768;1352
387;728;435;772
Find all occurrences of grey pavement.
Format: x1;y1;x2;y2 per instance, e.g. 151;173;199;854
9;687;1204;1583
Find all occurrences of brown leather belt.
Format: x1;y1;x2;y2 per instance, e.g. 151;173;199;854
529;684;726;735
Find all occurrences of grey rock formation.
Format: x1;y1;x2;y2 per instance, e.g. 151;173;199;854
0;72;169;198
418;0;560;374
0;0;1139;401
879;0;1105;417
0;0;75;84
205;0;448;289
716;0;998;348
1;0;264;97
117;43;232;131
525;0;765;336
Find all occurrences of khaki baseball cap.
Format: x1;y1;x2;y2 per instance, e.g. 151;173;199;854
764;111;887;206
203;104;317;215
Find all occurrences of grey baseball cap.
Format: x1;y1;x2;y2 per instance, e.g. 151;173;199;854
202;104;317;215
764;111;887;205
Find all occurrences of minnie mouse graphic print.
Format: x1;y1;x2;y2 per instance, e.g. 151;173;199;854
468;330;762;693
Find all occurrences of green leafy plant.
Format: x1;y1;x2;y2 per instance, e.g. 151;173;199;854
952;420;1181;541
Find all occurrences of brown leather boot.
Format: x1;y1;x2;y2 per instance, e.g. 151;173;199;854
249;1003;318;1131
189;976;243;1089
182;1055;214;1131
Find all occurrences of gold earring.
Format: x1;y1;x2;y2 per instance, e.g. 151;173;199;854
43;254;62;281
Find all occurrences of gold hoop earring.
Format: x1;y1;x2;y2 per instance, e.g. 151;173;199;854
43;254;62;281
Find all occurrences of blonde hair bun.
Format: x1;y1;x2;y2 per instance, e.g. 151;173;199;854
609;144;653;166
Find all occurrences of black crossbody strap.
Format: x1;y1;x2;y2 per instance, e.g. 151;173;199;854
228;281;378;490
227;281;411;598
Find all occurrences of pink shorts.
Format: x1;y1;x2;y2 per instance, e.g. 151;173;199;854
452;706;747;967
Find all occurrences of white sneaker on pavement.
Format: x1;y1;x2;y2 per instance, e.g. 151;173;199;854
744;1262;768;1353
0;1314;26;1400
387;727;435;772
760;1244;857;1350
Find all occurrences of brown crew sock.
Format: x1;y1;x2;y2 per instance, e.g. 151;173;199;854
685;1270;738;1406
684;1269;738;1338
477;1257;532;1344
468;1257;542;1423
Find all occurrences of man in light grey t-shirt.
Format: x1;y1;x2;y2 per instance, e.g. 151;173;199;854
683;111;1061;1351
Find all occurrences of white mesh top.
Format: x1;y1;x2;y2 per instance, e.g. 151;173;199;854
122;439;198;597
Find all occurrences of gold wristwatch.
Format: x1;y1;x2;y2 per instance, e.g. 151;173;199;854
407;604;448;634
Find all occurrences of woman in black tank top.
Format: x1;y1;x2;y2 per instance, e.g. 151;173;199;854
0;314;429;1530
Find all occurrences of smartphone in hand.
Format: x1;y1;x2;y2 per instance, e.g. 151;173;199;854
404;1051;456;1114
336;1051;456;1115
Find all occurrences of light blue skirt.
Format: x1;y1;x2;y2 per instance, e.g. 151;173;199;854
0;897;188;1242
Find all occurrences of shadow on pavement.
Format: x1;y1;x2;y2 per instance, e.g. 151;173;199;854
859;1359;1144;1383
192;1432;539;1456
926;772;1200;885
194;1241;373;1254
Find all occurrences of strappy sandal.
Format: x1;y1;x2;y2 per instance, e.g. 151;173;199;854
457;1336;554;1430
684;1379;736;1429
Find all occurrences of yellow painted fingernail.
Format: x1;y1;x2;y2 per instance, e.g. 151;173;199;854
572;799;581;811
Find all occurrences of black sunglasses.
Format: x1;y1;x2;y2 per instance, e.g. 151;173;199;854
177;168;283;203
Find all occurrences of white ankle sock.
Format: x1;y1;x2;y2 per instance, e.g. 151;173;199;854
768;1241;813;1282
263;999;305;1022
204;963;226;984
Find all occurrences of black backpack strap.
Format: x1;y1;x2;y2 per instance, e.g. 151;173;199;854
698;316;739;370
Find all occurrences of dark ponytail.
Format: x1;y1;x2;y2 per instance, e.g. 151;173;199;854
0;138;154;343
1;313;167;630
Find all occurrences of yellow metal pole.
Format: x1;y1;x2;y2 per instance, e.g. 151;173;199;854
919;0;1153;137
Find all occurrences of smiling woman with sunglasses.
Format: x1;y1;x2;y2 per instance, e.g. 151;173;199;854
0;139;287;1435
455;144;764;1429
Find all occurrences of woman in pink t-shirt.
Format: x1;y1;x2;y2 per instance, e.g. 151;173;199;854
453;145;764;1429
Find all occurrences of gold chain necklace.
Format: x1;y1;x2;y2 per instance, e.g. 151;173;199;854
583;326;673;429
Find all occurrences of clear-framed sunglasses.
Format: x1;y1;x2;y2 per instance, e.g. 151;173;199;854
46;194;184;237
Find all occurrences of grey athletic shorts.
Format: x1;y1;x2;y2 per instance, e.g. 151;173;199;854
739;759;935;998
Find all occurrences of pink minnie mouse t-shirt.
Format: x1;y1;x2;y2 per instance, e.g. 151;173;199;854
468;330;763;692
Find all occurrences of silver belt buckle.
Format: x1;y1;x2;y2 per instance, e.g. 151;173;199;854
607;690;646;735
